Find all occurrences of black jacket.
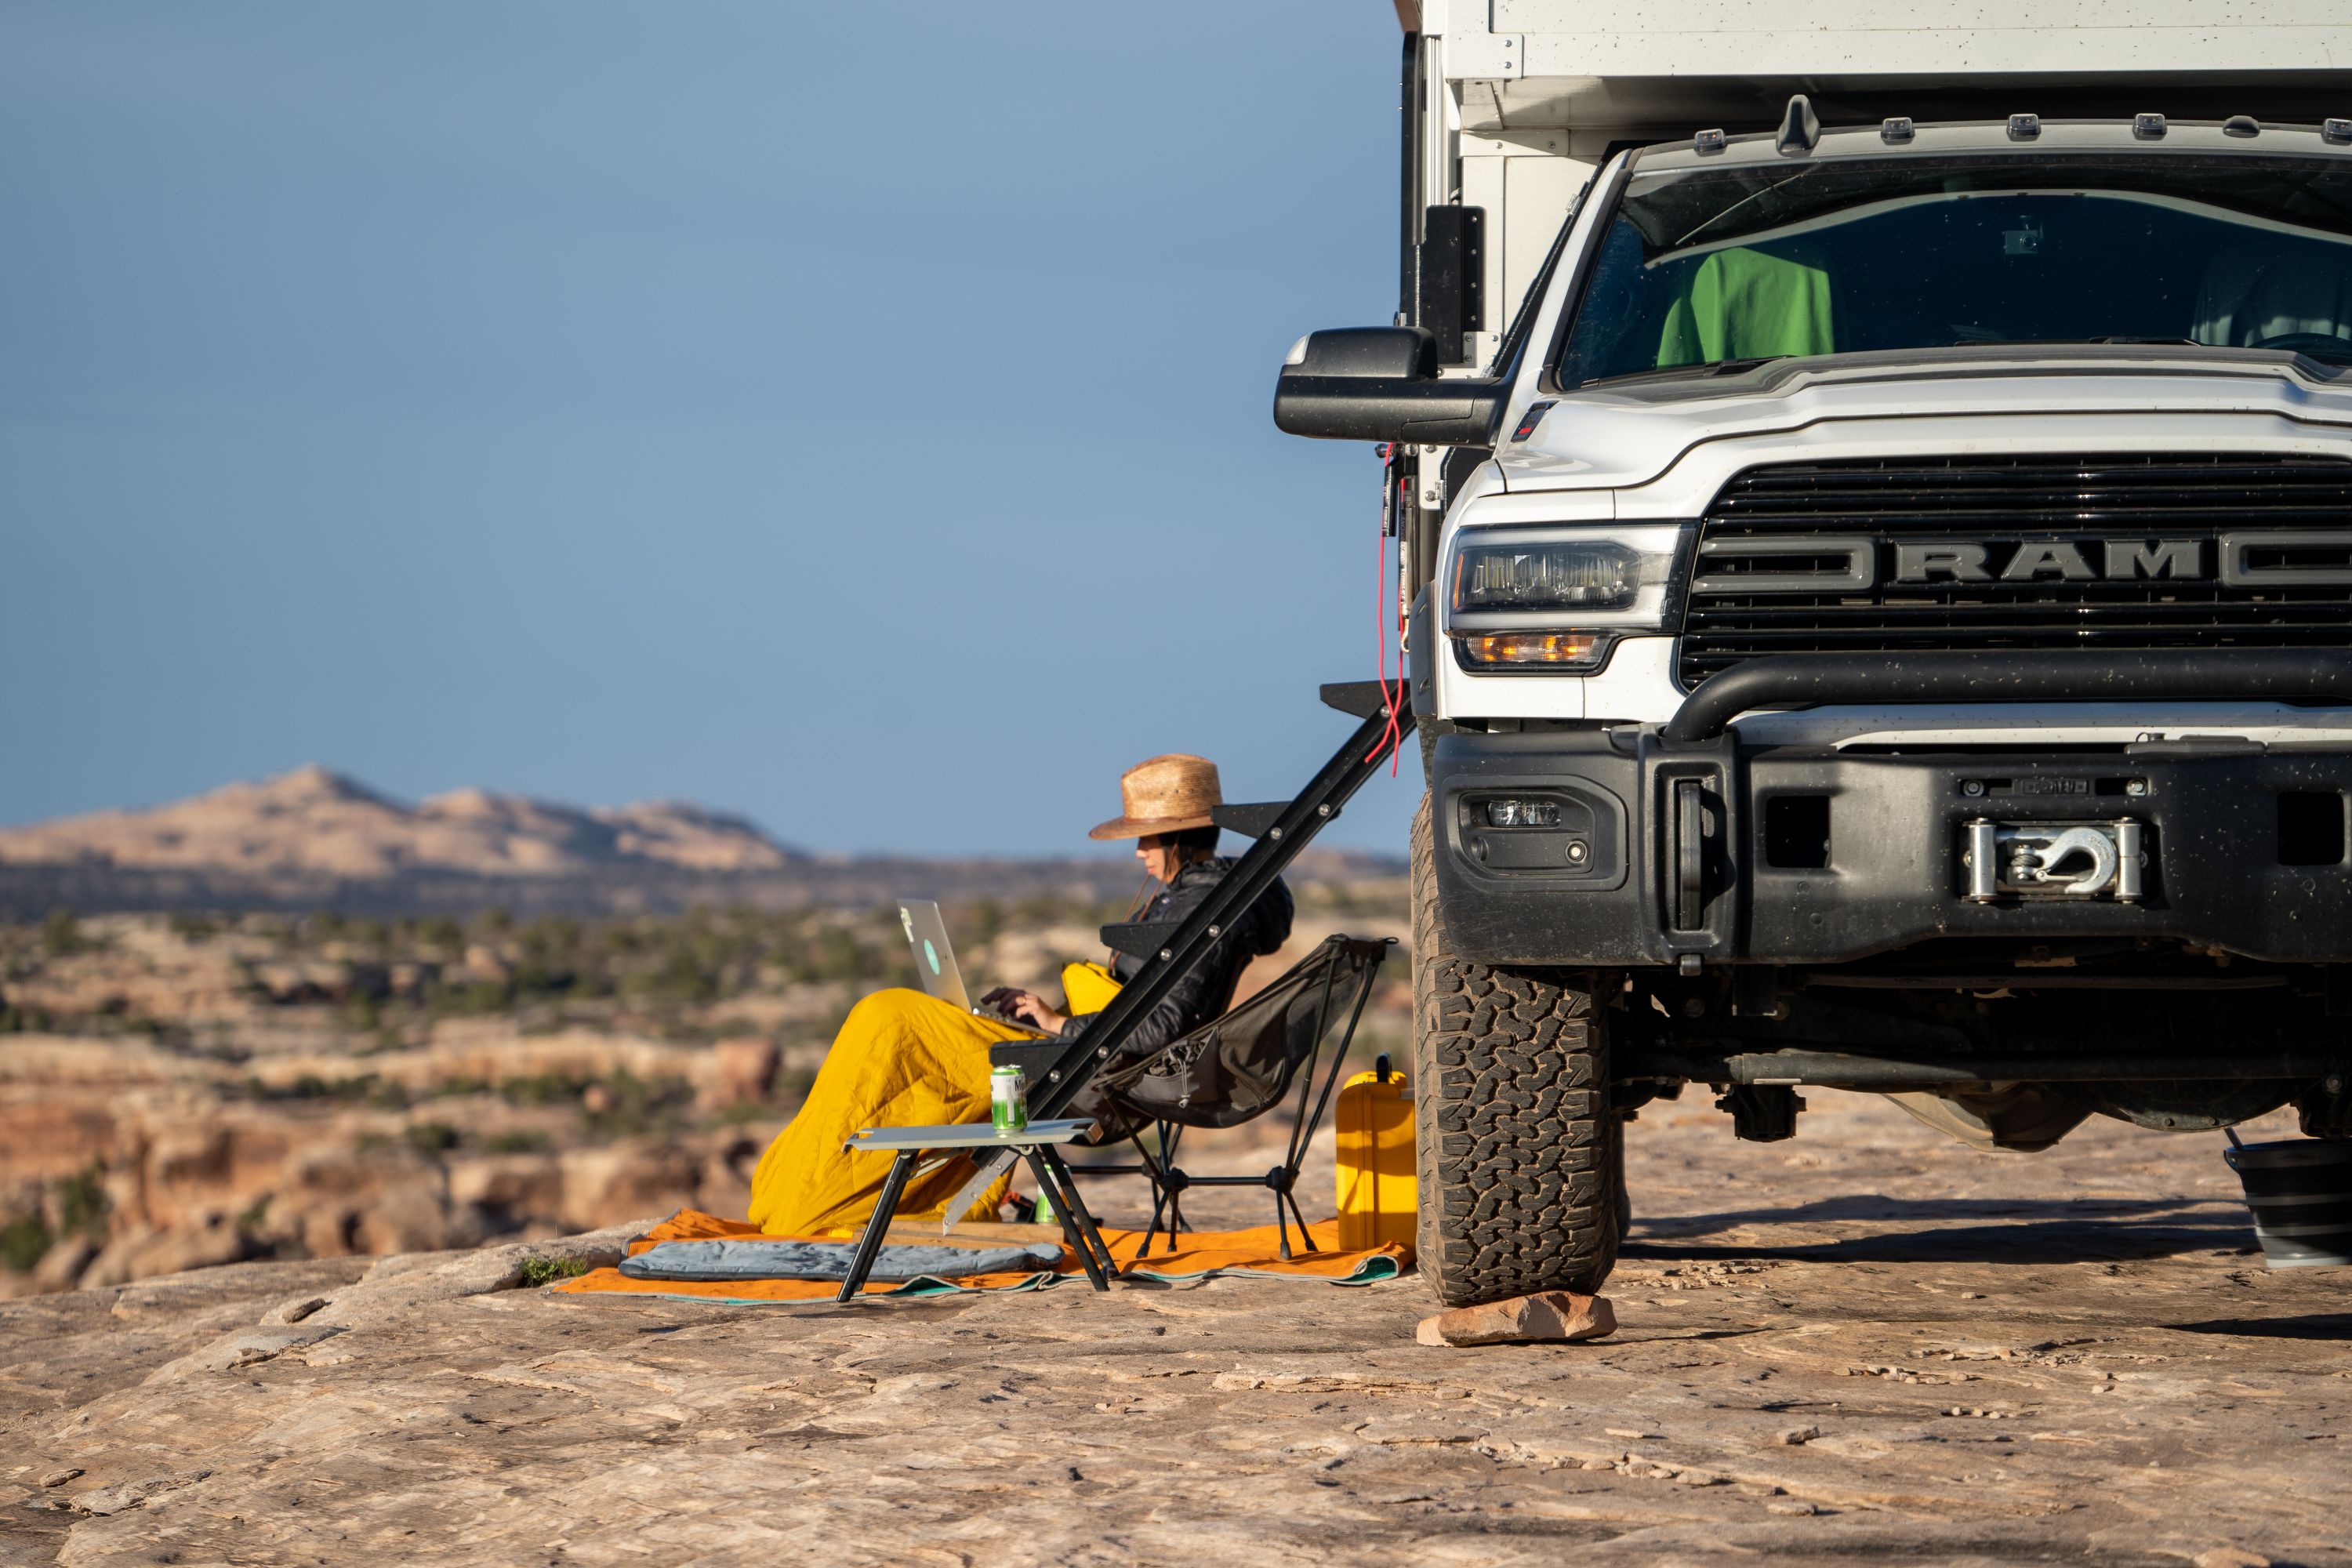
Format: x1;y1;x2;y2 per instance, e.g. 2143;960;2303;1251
1062;857;1294;1070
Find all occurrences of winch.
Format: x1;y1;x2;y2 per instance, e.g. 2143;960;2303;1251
1963;819;2147;902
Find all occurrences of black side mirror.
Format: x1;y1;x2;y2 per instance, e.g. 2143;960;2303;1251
1272;326;1505;445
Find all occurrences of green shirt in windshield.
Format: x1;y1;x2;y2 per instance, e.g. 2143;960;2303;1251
1657;246;1836;368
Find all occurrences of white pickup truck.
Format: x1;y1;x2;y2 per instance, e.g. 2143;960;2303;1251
1276;0;2352;1305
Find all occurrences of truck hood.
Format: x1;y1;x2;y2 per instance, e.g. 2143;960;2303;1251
1502;346;2352;493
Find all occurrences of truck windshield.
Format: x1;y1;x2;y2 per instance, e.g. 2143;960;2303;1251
1555;152;2352;387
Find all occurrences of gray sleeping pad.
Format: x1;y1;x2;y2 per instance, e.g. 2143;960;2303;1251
619;1237;1064;1283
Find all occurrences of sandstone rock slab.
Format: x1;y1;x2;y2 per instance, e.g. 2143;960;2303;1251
1415;1290;1615;1346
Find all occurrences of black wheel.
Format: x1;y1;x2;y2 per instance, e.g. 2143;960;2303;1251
1412;793;1623;1307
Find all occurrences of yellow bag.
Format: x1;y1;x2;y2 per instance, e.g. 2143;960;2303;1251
1335;1061;1416;1250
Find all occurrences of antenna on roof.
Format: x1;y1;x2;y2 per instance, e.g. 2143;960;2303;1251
1777;94;1822;156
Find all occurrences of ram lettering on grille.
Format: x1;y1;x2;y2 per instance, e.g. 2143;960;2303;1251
1676;454;2352;684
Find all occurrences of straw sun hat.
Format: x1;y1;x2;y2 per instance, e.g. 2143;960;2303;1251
1087;753;1222;841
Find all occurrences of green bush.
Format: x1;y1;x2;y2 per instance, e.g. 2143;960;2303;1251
414;916;463;955
404;1122;462;1156
579;1068;696;1138
272;1074;383;1103
499;1072;592;1106
56;1163;108;1239
41;909;83;958
515;1256;589;1287
483;1129;552;1154
1;1213;53;1272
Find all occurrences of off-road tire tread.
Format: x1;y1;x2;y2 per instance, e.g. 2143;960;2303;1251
1412;793;1621;1307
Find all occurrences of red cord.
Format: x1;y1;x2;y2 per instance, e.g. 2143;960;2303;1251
1370;463;1406;774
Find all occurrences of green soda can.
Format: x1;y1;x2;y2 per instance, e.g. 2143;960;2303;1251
989;1065;1028;1134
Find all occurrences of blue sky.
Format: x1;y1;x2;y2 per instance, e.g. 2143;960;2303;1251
0;3;1417;857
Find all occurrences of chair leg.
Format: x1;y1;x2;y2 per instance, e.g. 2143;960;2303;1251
1284;1184;1319;1254
1134;1134;1173;1259
835;1150;918;1304
1039;1146;1119;1285
1025;1149;1109;1290
1161;1124;1188;1240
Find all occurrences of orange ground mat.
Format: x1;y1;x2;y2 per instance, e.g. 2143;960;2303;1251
552;1208;1413;1304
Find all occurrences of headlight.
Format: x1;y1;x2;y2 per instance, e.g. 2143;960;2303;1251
1446;522;1693;633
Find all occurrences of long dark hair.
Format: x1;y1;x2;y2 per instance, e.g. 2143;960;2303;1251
1120;825;1222;920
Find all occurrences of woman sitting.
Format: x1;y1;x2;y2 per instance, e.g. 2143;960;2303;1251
746;753;1294;1236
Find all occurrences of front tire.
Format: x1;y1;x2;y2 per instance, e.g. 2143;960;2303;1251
1411;793;1623;1307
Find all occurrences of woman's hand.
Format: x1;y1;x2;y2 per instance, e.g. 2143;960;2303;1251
981;988;1067;1035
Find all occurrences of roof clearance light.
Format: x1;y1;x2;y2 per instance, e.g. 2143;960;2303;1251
1881;117;1915;143
1693;128;1727;154
2007;114;2041;140
2133;113;2167;140
2328;118;2352;146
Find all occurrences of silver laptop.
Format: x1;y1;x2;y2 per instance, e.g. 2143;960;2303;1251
897;898;1044;1034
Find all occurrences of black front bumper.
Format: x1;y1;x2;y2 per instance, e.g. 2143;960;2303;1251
1431;726;2352;967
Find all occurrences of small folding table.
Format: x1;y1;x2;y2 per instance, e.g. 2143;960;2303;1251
834;1118;1120;1302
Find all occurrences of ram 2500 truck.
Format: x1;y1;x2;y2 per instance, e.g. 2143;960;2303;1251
1276;1;2352;1305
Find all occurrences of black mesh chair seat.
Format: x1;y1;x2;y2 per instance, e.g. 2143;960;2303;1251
990;933;1393;1258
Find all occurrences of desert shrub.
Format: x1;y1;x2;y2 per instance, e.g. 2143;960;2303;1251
454;980;510;1014
41;909;83;958
0;1213;52;1272
483;1130;552;1154
272;1074;384;1103
404;1122;461;1156
414;916;463;955
516;1256;589;1287
580;1068;695;1137
499;1073;592;1106
56;1163;108;1238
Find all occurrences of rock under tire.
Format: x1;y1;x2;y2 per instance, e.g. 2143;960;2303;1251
1412;793;1622;1308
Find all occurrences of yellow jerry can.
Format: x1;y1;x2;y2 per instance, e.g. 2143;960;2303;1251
1335;1054;1416;1251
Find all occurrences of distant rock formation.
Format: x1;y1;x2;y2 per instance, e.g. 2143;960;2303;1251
0;769;1398;917
0;766;800;881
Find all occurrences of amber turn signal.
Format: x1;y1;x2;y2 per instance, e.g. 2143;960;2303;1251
1461;632;1606;668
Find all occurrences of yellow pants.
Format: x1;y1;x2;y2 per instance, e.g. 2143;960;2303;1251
747;962;1123;1236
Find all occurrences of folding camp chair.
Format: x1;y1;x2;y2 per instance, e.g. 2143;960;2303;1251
996;933;1393;1260
839;679;1417;1295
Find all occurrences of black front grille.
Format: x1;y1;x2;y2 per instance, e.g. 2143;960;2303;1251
1677;453;2352;685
